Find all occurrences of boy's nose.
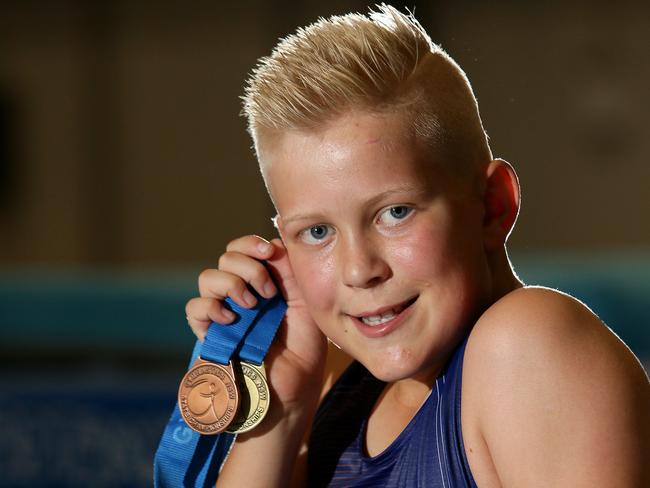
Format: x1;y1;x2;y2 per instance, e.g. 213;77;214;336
338;235;392;289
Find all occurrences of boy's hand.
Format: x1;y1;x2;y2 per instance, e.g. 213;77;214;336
185;235;328;410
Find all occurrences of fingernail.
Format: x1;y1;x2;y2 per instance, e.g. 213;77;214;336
242;289;257;307
263;281;277;297
257;241;272;254
223;309;235;321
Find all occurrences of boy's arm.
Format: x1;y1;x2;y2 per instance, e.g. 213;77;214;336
216;340;352;487
216;397;318;488
464;287;650;488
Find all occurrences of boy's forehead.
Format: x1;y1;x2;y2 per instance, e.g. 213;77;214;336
258;110;418;174
262;109;408;143
258;110;461;214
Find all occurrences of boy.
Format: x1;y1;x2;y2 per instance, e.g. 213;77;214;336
184;5;649;486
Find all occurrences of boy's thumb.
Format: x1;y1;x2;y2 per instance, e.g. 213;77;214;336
264;238;297;300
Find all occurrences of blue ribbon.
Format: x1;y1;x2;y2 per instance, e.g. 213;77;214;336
201;295;268;365
239;294;286;365
154;292;287;487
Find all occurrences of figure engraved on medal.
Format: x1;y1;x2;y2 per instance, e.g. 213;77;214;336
227;362;270;433
178;358;240;435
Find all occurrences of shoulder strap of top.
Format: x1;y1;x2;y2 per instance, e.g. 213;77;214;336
308;361;385;485
438;335;478;488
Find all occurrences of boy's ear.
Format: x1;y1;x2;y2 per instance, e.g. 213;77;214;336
482;158;520;249
272;214;286;242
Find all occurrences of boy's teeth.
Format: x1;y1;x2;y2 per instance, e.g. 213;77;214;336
360;304;403;326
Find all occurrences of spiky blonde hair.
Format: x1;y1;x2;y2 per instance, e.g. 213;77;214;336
242;4;491;175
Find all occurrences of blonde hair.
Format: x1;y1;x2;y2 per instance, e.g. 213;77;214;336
242;4;492;174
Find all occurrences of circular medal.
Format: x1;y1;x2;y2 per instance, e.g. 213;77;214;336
178;358;239;435
226;362;270;433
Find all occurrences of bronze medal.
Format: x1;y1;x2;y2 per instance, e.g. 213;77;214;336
178;358;239;435
226;362;270;434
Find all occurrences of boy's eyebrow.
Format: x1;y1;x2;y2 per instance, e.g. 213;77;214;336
281;185;429;226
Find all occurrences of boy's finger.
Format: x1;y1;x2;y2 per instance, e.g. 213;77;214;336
218;251;277;299
265;238;294;283
186;315;209;342
197;269;258;309
185;297;236;341
225;234;275;259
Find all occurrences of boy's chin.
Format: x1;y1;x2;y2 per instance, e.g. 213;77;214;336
361;359;424;383
358;350;445;384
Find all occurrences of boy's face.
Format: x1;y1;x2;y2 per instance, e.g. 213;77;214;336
260;111;493;382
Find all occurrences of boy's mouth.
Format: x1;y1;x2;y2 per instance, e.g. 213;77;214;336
354;296;418;327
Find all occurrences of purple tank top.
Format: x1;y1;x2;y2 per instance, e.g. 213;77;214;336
307;336;478;487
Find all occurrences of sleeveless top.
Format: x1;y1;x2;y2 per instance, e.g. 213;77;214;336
307;337;478;487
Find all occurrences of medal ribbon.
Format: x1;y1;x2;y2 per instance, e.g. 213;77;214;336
238;293;286;365
154;291;287;488
200;294;268;364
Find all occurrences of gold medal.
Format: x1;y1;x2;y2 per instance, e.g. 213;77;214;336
178;358;240;435
226;362;270;433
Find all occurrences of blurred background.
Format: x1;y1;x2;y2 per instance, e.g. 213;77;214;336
1;0;648;486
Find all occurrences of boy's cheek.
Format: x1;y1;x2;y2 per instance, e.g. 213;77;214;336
388;226;452;278
289;250;337;309
389;232;442;268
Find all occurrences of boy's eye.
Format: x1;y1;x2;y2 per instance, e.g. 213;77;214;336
299;224;334;245
377;205;413;225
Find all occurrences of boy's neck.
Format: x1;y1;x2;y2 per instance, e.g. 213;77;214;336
488;247;524;303
366;371;438;456
389;370;440;408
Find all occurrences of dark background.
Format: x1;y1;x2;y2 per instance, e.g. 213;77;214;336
1;1;648;486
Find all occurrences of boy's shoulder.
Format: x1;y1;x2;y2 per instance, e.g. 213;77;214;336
464;284;645;397
461;286;649;486
468;284;610;355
